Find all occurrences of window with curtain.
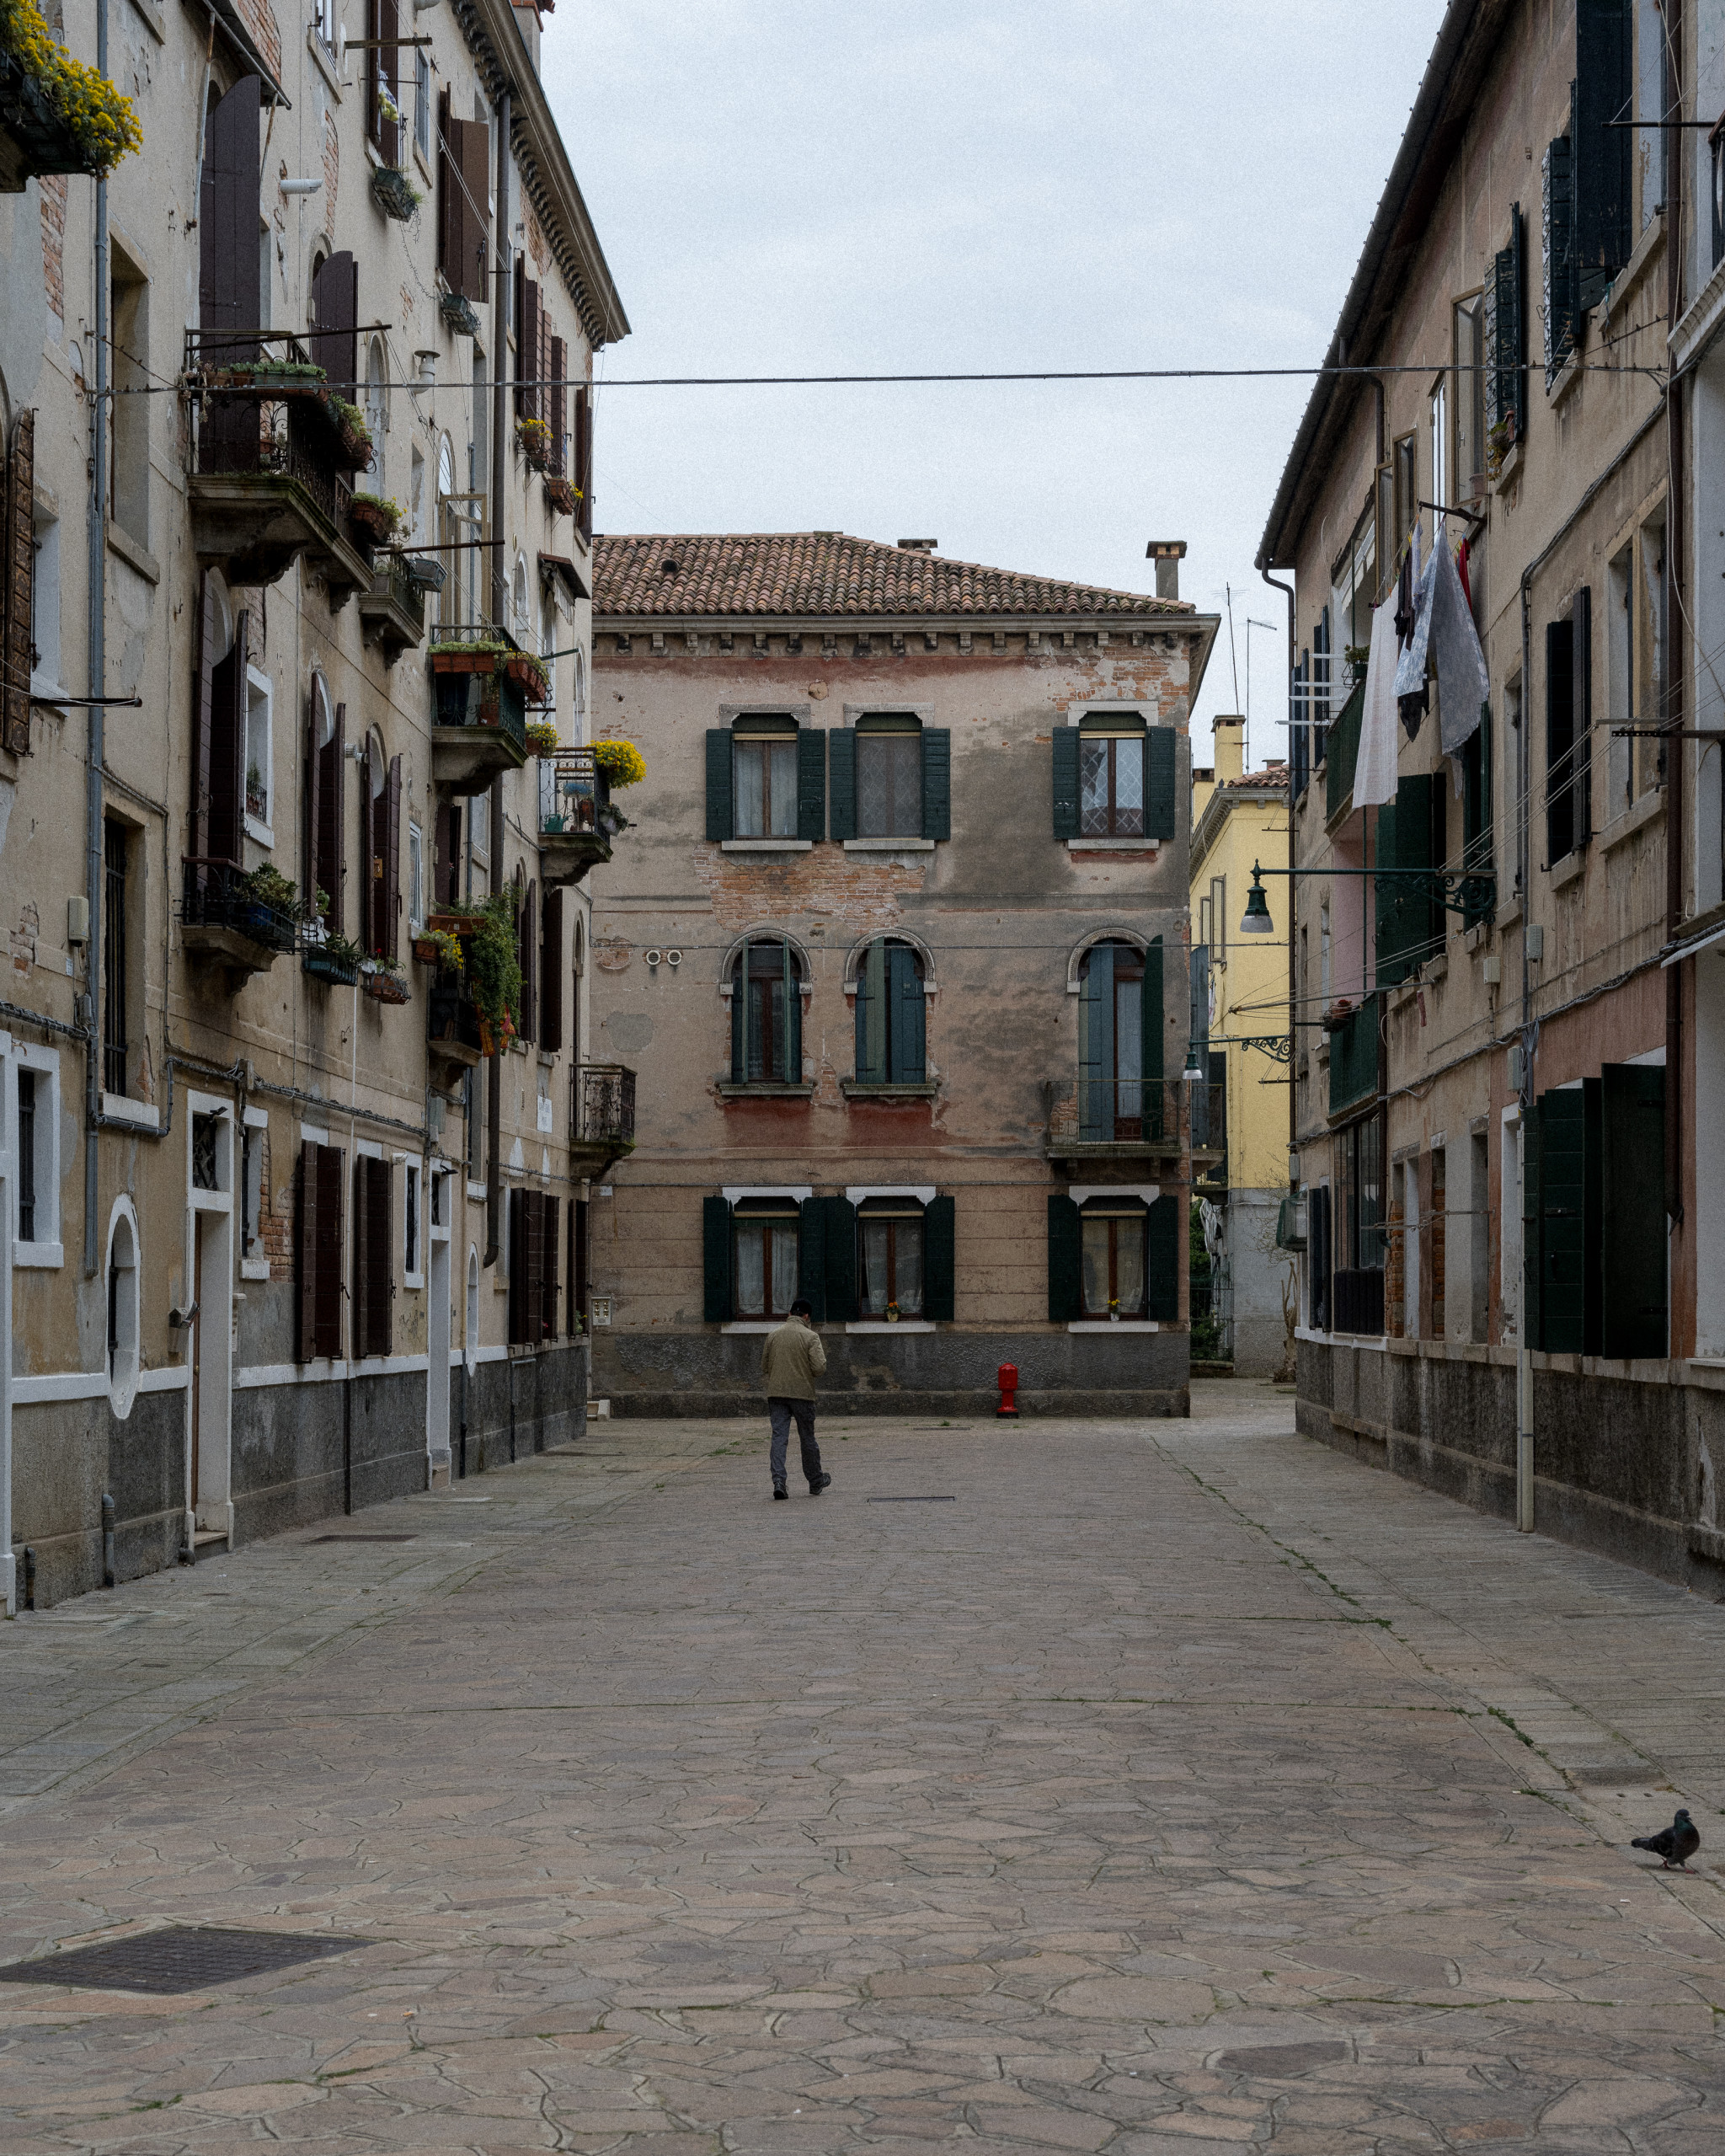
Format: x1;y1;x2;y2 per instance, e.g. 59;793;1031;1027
734;1200;799;1319
853;939;926;1085
1080;1198;1148;1319
857;1198;924;1317
730;939;804;1084
1078;716;1146;837
857;713;921;837
733;715;798;837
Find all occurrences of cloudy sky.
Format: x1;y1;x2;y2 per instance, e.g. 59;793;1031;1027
543;1;1450;765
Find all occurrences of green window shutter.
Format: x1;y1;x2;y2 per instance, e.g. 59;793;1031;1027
1542;132;1578;390
1375;773;1435;987
921;728;951;840
889;942;925;1083
857;939;885;1083
783;939;801;1083
923;1195;955;1321
1522;1098;1545;1351
1146;1194;1179;1322
1146;725;1177;839
1601;1062;1664;1357
828;729;857;841
1573;584;1594;847
1047;1194;1081;1323
823;1195;857;1324
730;965;745;1083
1078;943;1114;1142
1575;0;1632;308
798;1196;827;1323
797;727;826;842
705;729;734;842
702;1195;732;1323
1539;1086;1590;1355
1051;727;1080;839
1141;938;1164;1138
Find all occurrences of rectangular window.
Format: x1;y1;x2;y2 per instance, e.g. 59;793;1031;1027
103;818;129;1097
734;1203;799;1319
1632;512;1666;804
13;1050;61;1260
853;939;926;1085
1079;730;1146;837
241;1121;264;1260
245;667;271;835
414;46;432;160
1080;1202;1148;1319
858;1203;924;1317
734;727;798;837
1331;506;1376;673
408;820;424;932
17;1068;35;1241
404;1160;421;1284
857;720;922;837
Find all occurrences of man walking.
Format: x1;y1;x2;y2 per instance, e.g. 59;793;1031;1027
762;1297;832;1501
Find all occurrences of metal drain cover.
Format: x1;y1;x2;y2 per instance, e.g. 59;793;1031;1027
0;1925;371;1994
308;1533;416;1543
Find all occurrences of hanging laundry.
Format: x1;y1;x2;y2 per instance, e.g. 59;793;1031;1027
1456;535;1474;612
1430;534;1492;757
1353;599;1401;809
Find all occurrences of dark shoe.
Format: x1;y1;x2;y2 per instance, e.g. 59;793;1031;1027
773;1485;788;1501
809;1473;831;1495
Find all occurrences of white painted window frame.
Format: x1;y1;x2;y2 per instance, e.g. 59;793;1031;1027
11;1040;62;1267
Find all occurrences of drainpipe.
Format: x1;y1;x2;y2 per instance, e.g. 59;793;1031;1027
484;87;510;1270
84;0;110;1280
1664;0;1686;1250
1517;563;1535;1532
1261;566;1297;1184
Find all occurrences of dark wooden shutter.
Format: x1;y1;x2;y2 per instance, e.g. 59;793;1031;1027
828;729;857;841
303;700;322;927
355;1156;393;1358
782;939;801;1083
921;729;950;840
528;1189;547;1344
1146;1195;1179;1322
1522;1101;1544;1351
1051;726;1081;839
366;0;401;163
798;1196;827;1323
1486;211;1526;443
889;941;925;1084
1375;773;1436;987
385;755;402;960
702;1195;732;1322
1543;131;1578;389
319;703;345;935
855;939;881;1083
316;1144;344;1359
435;801;460;906
923;1195;955;1322
309;250;358;396
436;84;457;276
1146;725;1178;838
1573;585;1593;847
705;729;734;841
521;880;537;1042
1539;1085;1591;1354
797;727;825;841
574;387;592;539
199;75;261;361
1078;943;1112;1142
359;738;377;955
1576;0;1632;308
729;960;745;1082
541;887;563;1051
190;572;220;869
508;1187;525;1343
3;407;35;756
1600;1062;1665;1357
571;1196;586;1335
1047;1194;1081;1324
296;1140;319;1362
544;1195;560;1340
823;1196;857;1323
549;335;567;472
1545;618;1576;864
206;607;248;869
352;1153;369;1351
1141;937;1164;1139
457;117;490;305
1310;1185;1332;1332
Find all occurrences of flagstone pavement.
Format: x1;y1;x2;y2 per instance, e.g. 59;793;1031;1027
3;1381;1725;2154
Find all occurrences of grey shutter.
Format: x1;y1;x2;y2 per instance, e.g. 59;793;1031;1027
923;1195;955;1322
1146;1195;1179;1322
1539;1085;1591;1355
782;938;801;1083
1546;618;1576;863
359;736;376;955
1523;1099;1544;1351
798;1196;827;1323
302;694;322;931
921;728;950;840
1573;584;1593;846
296;1139;319;1362
1542;134;1578;389
1146;725;1177;838
1576;0;1633;308
1047;1195;1081;1324
856;939;884;1083
823;1196;857;1323
1079;943;1113;1141
828;728;857;841
705;729;733;842
384;755;402;963
1141;938;1163;1139
797;728;825;841
309;250;359;397
1376;773;1436;987
889;942;925;1084
702;1196;732;1323
1600;1062;1666;1358
1051;727;1080;839
190;572;219;872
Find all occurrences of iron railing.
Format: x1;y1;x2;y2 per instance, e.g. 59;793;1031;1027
181;860;299;953
187;334;351;531
427;970;484;1057
1045;1077;1185;1152
428;621;531;754
538;748;622;838
574;1062;636;1149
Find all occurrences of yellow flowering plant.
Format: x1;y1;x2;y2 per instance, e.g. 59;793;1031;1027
0;0;142;177
593;738;646;789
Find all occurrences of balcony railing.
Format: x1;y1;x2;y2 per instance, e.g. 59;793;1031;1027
1332;1266;1386;1336
427;969;484;1066
539;748;611;836
1045;1077;1186;1158
574;1062;636;1152
1327;993;1381;1118
181;860;299;956
1324;676;1365;824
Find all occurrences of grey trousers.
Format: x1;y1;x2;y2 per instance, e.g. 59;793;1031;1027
768;1397;823;1487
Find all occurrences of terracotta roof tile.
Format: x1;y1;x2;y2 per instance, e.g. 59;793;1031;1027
593;532;1195;622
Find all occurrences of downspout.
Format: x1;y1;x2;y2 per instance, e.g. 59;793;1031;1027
1261;565;1297;1184
84;0;110;1279
484;87;510;1271
1517;561;1534;1532
1664;0;1686;1252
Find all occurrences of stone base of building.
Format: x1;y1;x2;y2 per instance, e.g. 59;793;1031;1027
593;1329;1189;1420
1296;1334;1725;1598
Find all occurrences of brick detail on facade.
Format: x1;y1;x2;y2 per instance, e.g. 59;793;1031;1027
40;175;67;334
233;0;283;79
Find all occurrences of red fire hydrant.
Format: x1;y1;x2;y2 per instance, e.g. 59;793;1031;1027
996;1362;1019;1418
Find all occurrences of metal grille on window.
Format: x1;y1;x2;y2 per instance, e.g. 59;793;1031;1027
17;1069;35;1241
192;1114;222;1191
103;821;128;1096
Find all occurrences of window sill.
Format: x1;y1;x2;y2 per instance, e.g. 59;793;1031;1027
245;815;274;849
467;1179;488;1201
1551;848;1586;891
101;1093;159;1131
240;1257;270;1282
1600;786;1664;853
847;1319;937;1333
29;677;73;715
1489;440;1525;495
841;1080;937;1099
721;1321;781;1334
716;1082;814;1099
126;0;166;44
722;838;812;853
307;25;344;98
1068;1320;1160;1333
14;1240;63;1269
106;521;159;585
1066;838;1161;854
1546;345;1582;409
843;837;936;852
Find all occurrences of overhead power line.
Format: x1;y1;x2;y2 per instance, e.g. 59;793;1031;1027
585;360;1664;388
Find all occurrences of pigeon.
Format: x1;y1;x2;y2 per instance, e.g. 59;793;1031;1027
1632;1809;1700;1870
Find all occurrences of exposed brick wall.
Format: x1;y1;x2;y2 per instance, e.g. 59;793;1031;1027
323;108;339;214
232;0;282;81
40;175;67;334
692;846;926;935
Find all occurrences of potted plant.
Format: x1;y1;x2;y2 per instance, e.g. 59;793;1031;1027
245;761;268;821
363;957;411;1005
525;720;559;756
457;891;523;1050
241;864;300;952
371;163;421;222
440;289;481;337
349;491;401;544
330;397;374;471
1108;1297;1120;1324
305;929;361;987
543;473;576;516
405;554;446;593
0;0;142;184
885;1301;900;1324
593;737;647;789
414;924;462;969
515;415;550;468
251;357;328;391
504;650;550;699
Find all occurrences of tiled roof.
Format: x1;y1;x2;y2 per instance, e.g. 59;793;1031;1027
593;533;1196;622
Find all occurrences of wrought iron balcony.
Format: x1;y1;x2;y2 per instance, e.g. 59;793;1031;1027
538;750;622;885
428;623;532;792
569;1061;636;1176
180;860;297;987
427;968;485;1073
1044;1077;1188;1164
358;548;427;664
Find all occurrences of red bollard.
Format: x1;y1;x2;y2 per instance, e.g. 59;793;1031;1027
996;1362;1019;1418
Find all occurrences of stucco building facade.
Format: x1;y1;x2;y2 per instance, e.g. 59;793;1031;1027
587;533;1217;1420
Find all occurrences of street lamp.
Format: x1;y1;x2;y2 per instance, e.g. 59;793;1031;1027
1239;872;1274;934
1183;1042;1204;1082
1236;858;1496;938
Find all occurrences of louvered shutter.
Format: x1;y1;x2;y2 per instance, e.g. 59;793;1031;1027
380;0;400;165
1573;586;1593;847
1576;0;1632;308
435;801;459;906
549;336;566;473
190;572;219;870
1545;618;1576;864
1078;943;1113;1142
782;939;801;1083
1146;725;1178;838
545;1196;561;1340
705;729;734;841
1291;653;1310;800
574;387;592;538
527;1188;546;1345
702;1195;732;1323
373;1159;394;1356
889;942;925;1084
1539;1085;1591;1354
3;408;34;756
1600;1062;1666;1358
320;704;345;935
1141;938;1164;1139
827;729;857;840
352;1154;370;1351
316;1145;344;1359
823;1196;857;1323
296;1141;319;1362
385;755;402;961
309;250;358;397
303;699;323;928
1052;727;1080;838
206;608;248;869
923;1195;955;1322
521;880;537;1042
1522;1102;1544;1351
507;1188;524;1343
437;85;457;276
1047;1195;1081;1324
1146;1195;1179;1322
513;258;526;413
199;76;261;359
796;728;825;841
729;960;745;1082
541;887;563;1051
856;939;884;1083
457;118;490;305
798;1197;827;1323
920;729;950;840
1543;133;1578;389
359;738;377;955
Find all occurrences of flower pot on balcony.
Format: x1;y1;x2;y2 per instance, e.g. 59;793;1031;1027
371;164;420;222
405;555;446;592
348;495;400;544
440;289;482;337
542;473;576;516
304;947;359;988
364;969;411;1005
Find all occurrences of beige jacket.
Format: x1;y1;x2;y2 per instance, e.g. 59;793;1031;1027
761;1316;826;1400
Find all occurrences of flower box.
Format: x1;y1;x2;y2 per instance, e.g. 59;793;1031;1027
348;495;401;544
542;474;576;516
405;556;446;592
440;290;482;337
303;948;359;988
363;970;411;1005
371;164;420;222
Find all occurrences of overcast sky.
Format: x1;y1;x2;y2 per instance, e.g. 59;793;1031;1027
543;1;1450;767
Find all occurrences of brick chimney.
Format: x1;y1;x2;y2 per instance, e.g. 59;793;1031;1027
1146;540;1187;602
1212;716;1246;784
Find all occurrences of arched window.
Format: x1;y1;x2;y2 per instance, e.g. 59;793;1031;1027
1079;711;1147;837
857;711;922;837
363;335;387;460
1078;938;1162;1142
465;1244;480;1367
436;434;457;625
729;937;804;1085
570;648;587;742
307;674;341;935
732;1196;800;1319
105;1200;140;1417
857;1196;924;1317
1080;1196;1150;1319
732;712;798;839
853;938;926;1086
513;553;531;647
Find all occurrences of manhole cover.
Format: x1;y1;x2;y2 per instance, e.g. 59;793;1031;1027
0;1926;371;1995
868;1496;955;1503
307;1533;416;1543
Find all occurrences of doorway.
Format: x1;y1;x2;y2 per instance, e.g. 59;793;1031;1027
186;1099;235;1543
426;1168;451;1482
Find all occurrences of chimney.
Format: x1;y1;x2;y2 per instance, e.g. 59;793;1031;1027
1146;540;1187;602
1212;716;1246;785
897;538;938;553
